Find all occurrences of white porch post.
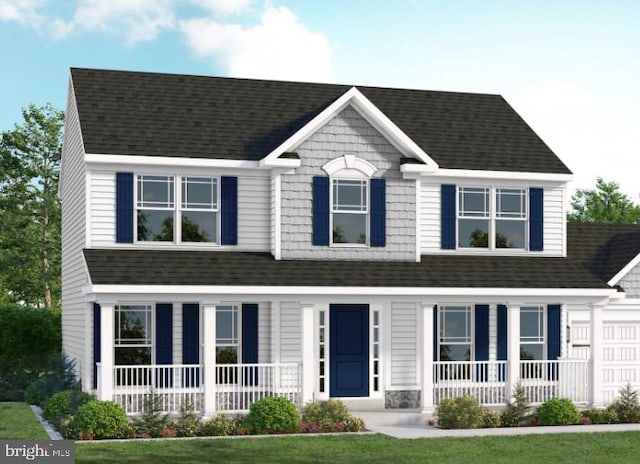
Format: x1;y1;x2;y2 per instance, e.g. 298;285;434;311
506;304;520;401
590;303;604;407
301;303;315;405
98;302;114;401
421;303;434;413
202;303;217;416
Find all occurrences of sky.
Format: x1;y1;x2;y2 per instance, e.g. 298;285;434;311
1;0;638;199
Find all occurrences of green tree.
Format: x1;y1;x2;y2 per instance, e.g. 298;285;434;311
568;177;640;224
0;104;64;308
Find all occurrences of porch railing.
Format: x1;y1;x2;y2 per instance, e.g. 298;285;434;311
111;363;301;415
433;359;591;406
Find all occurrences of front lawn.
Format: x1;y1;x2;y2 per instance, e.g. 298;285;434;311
76;431;640;464
0;403;49;439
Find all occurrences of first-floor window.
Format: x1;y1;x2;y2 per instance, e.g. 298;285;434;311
438;306;472;361
114;304;152;365
520;306;545;360
216;305;239;364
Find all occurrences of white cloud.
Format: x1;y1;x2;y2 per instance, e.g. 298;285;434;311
0;0;41;23
190;0;252;16
180;4;334;82
510;80;640;199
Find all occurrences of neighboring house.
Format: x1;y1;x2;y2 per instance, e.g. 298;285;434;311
60;68;640;417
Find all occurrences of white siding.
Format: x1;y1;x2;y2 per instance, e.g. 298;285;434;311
60;80;89;388
543;186;564;256
420;182;566;255
390;302;418;386
173;304;183;365
88;172;270;251
279;302;301;363
258;302;272;363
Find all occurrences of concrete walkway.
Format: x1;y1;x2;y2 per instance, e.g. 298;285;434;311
367;422;640;439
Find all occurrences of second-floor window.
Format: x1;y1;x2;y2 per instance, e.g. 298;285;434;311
458;187;527;249
136;175;219;244
331;179;368;245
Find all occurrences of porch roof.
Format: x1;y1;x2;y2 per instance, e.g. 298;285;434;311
83;224;640;289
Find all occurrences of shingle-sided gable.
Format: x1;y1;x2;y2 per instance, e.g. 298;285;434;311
70;68;571;174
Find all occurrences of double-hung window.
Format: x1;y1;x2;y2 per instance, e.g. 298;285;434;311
114;304;152;366
438;306;472;362
520;306;545;360
216;305;239;364
137;176;175;242
136;175;220;244
331;179;368;245
457;187;527;249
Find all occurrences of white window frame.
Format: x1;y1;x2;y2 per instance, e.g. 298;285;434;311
134;174;221;245
215;304;240;364
457;186;528;250
520;305;546;360
330;178;369;247
114;304;153;366
180;176;220;244
136;175;175;243
438;305;473;362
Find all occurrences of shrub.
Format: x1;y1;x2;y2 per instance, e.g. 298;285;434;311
610;384;640;423
174;402;201;437
435;396;484;429
67;400;131;440
201;414;238;436
482;409;501;428
581;408;617;425
301;400;351;432
132;389;170;438
343;415;366;432
537;398;580;425
43;389;93;426
244;396;300;434
500;382;530;427
22;353;78;406
24;379;48;406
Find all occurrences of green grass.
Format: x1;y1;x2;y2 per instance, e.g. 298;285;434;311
76;432;640;464
0;403;48;439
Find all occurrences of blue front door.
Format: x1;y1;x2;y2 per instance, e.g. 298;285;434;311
330;304;369;397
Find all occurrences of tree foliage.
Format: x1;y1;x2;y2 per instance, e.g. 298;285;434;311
0;104;64;308
568;177;640;224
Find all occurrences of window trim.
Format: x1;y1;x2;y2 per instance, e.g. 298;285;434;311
134;174;221;246
437;305;474;362
114;303;153;366
457;185;528;251
330;177;370;247
520;305;546;361
215;304;241;365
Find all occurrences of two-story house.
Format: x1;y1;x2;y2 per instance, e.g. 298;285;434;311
60;68;640;417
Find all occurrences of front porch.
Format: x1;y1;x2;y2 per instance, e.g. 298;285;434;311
96;359;592;415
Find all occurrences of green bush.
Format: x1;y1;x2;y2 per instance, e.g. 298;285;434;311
132;389;170;437
610;384;640;423
301;400;351;432
67;400;131;440
343;415;366;432
174;402;201;437
500;382;530;427
436;396;484;429
244;396;300;434
200;414;239;436
43;389;94;427
22;353;78;406
582;408;617;425
482;409;501;428
537;398;580;425
24;379;48;406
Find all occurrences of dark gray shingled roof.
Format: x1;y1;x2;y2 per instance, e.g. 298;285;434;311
83;224;640;289
70;68;571;174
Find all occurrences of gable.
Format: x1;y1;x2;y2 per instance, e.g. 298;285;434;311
70;68;572;174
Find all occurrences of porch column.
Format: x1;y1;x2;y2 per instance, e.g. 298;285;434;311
590;303;605;406
421;303;434;413
202;302;217;416
301;303;315;405
506;304;520;401
98;302;114;401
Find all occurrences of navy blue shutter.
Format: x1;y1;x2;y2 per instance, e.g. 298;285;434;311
475;305;489;381
182;304;200;387
242;303;259;386
312;176;330;246
547;304;562;380
497;305;508;381
441;184;456;249
115;172;134;243
155;303;173;387
370;178;386;247
93;303;101;389
433;306;439;384
529;188;544;251
221;176;238;245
